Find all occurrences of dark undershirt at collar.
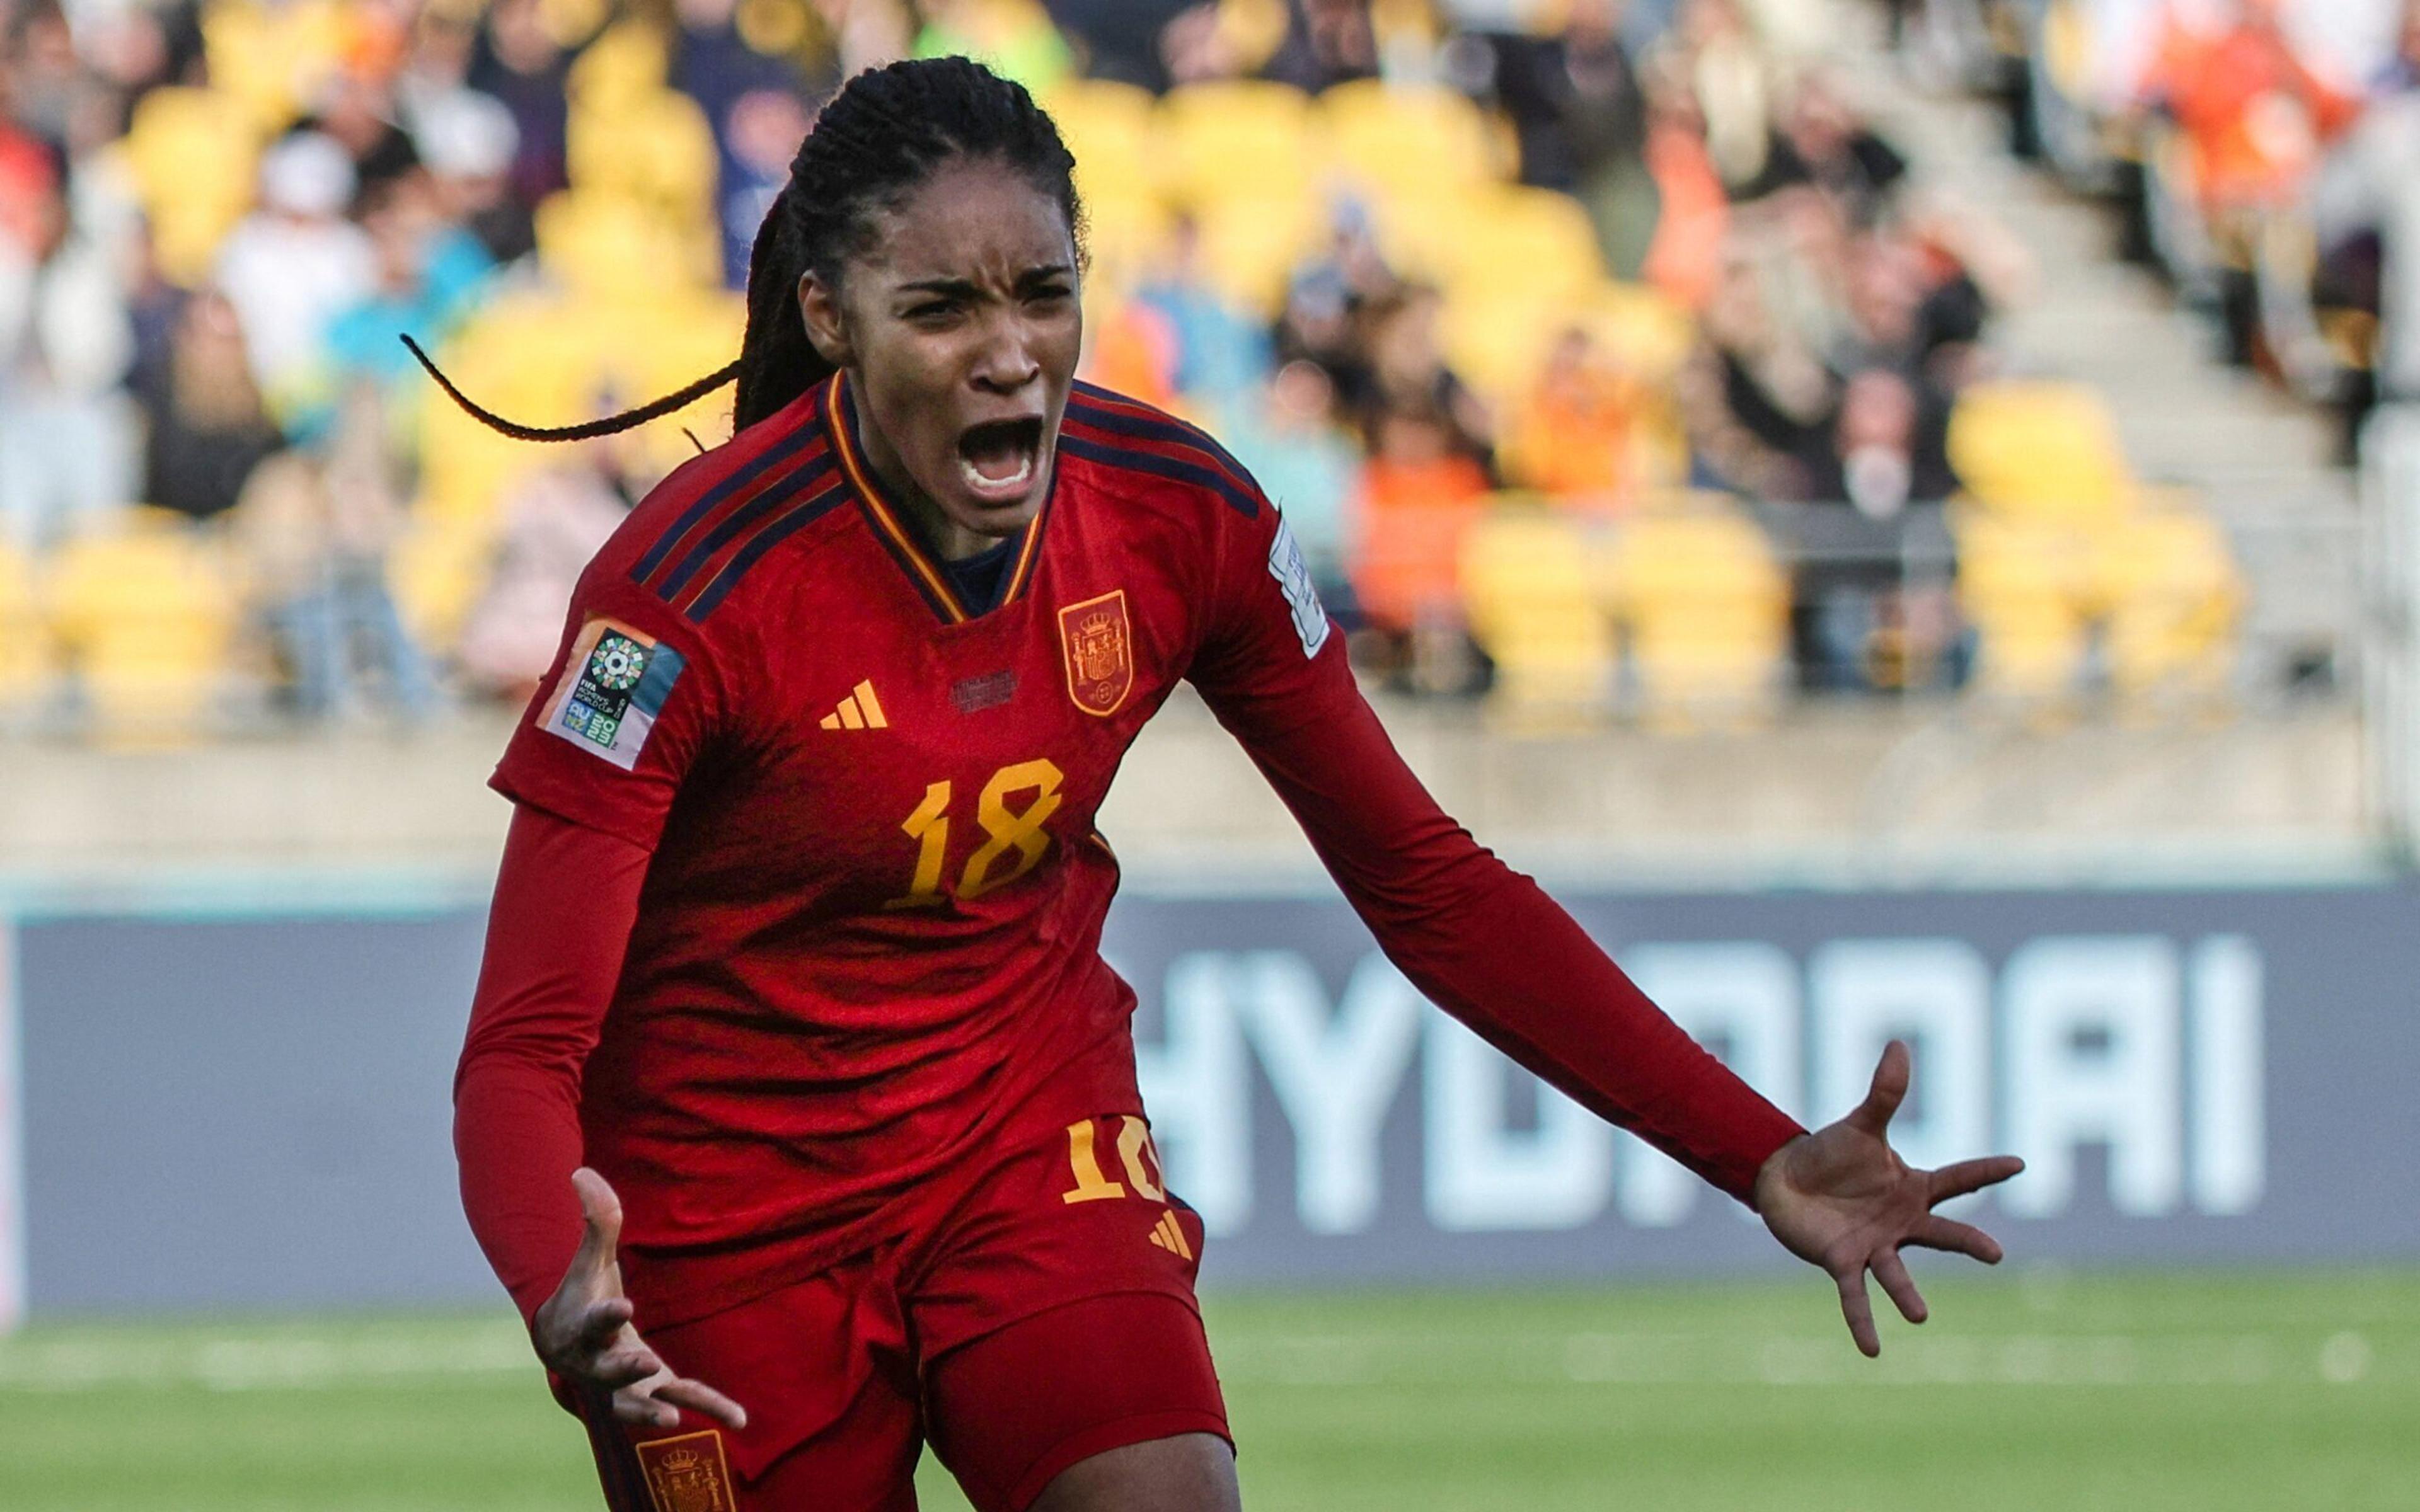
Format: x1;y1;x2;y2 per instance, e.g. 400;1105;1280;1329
935;532;1018;616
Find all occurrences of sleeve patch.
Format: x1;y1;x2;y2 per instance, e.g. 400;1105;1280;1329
1265;517;1332;660
537;617;689;771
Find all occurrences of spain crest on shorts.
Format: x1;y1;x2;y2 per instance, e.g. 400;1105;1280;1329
634;1429;736;1512
1057;589;1132;717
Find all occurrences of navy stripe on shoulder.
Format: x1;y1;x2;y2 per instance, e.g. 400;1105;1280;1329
630;424;820;586
686;478;851;620
651;455;837;602
1059;433;1260;518
1069;382;1256;484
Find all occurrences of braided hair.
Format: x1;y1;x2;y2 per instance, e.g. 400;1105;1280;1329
407;56;1085;443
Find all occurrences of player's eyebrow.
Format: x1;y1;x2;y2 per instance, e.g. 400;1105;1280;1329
894;264;1074;298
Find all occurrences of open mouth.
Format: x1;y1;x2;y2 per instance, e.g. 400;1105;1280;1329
955;416;1045;503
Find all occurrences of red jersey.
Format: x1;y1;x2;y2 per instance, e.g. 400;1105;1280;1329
468;373;1801;1329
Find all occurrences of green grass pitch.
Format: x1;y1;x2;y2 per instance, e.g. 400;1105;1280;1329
2;1269;2412;1510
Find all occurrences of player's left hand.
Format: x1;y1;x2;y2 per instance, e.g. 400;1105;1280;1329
1752;1040;2024;1357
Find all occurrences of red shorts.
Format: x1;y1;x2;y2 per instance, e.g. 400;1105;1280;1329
573;1114;1226;1512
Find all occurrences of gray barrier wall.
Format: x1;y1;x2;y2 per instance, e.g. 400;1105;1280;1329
4;880;2417;1315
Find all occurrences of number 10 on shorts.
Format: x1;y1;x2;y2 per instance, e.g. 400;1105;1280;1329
1061;1116;1168;1206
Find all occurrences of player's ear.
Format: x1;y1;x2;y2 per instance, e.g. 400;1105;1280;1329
797;272;853;368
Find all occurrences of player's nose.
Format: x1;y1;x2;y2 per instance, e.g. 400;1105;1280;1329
969;319;1041;395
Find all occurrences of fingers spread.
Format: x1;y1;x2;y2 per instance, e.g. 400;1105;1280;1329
1871;1247;1928;1325
1848;1040;1911;1138
572;1298;636;1355
1928;1155;2025;1204
589;1347;666;1391
655;1375;751;1433
613;1380;683;1431
1908;1214;2005;1265
1836;1268;1881;1358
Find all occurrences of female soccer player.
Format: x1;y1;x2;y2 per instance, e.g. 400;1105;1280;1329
446;56;2022;1512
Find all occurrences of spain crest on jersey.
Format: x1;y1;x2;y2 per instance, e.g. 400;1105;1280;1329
633;1430;736;1512
1057;589;1133;717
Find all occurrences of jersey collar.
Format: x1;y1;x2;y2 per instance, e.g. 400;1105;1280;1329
824;370;1052;624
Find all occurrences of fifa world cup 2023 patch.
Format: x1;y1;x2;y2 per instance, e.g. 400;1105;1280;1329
539;617;688;771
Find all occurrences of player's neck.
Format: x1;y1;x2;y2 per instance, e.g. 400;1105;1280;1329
846;386;993;563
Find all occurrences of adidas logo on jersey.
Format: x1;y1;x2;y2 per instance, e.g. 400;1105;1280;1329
819;680;889;730
1146;1209;1194;1261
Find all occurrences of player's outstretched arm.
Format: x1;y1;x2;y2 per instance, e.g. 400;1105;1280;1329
533;1167;749;1431
1753;1040;2024;1356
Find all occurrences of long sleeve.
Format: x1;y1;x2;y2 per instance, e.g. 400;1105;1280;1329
453;803;653;1324
1190;508;1805;1203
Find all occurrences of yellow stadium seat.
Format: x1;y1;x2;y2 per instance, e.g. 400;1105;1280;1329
566;21;671;114
1436;186;1605;305
0;543;57;713
1949;381;2135;520
1606;500;1789;723
1043;77;1160;207
45;524;238;738
1361;181;1472;286
568;89;718;217
391;520;502;651
1190;191;1324;314
1160;79;1321;203
1076;189;1177;294
1577;282;1697;386
118;87;264;287
1320;80;1497;195
1461;501;1615;718
200;0;346;132
1953;511;2095;700
2093;505;2242;701
1439;291;1569;409
536;192;717;299
416;290;748;527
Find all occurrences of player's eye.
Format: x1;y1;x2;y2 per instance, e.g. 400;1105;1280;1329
906;299;961;324
1026;284;1072;309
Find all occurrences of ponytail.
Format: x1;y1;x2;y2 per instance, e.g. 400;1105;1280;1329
409;57;1081;447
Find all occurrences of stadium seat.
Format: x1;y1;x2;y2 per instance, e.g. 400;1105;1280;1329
565;21;672;114
1438;291;1569;410
1435;186;1606;306
117;87;264;287
1606;499;1790;724
1578;282;1698;387
415;289;747;529
391;519;502;650
1953;512;2095;701
536;191;717;299
1041;77;1159;208
0;542;57;716
1192;190;1325;314
200;0;347;132
2093;505;2243;702
45;522;239;739
1461;502;1615;719
1320;80;1498;197
1949;381;2135;520
568;89;718;220
1158;79;1322;205
1361;180;1474;287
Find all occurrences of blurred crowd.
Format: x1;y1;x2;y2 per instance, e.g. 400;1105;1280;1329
1980;0;2420;459
0;0;2204;734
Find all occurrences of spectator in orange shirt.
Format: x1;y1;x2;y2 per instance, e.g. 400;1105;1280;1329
1352;403;1490;638
2140;0;2359;219
2137;0;2360;367
1506;325;1645;511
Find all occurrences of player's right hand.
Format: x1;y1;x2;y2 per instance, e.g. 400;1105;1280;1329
531;1167;749;1432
